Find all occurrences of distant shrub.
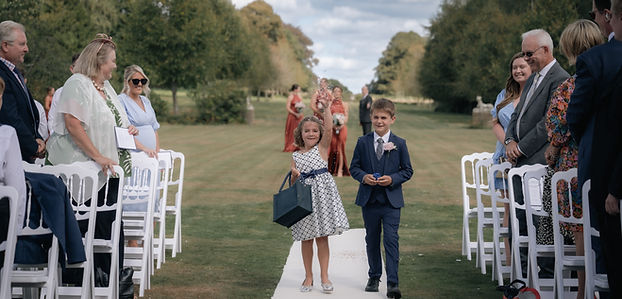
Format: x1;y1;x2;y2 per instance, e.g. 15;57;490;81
192;80;246;124
150;92;169;122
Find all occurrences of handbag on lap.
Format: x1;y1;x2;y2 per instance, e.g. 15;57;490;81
273;171;312;228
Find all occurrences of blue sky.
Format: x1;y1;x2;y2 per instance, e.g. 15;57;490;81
231;0;443;92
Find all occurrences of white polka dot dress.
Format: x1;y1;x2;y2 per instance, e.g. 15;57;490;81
291;145;349;241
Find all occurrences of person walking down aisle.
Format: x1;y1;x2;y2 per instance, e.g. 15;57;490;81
328;86;350;177
289;96;349;294
283;83;304;152
350;98;413;299
359;85;372;136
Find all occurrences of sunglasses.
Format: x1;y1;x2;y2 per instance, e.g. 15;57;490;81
130;78;148;86
522;46;544;58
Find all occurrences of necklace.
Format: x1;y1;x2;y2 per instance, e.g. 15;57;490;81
92;80;105;93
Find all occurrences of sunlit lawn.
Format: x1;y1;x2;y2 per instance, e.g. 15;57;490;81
150;94;500;298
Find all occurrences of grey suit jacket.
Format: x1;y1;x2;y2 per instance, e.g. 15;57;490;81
505;61;569;166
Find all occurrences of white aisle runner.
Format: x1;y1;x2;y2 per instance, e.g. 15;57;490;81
272;229;388;298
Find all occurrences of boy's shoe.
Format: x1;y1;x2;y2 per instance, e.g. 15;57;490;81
365;277;380;292
386;283;401;299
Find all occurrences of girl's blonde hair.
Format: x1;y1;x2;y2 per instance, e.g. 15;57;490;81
72;34;116;79
122;64;151;97
293;116;323;148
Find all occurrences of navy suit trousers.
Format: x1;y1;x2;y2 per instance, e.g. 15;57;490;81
362;201;400;285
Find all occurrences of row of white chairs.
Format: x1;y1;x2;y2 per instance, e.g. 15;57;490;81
461;152;614;298
0;149;185;298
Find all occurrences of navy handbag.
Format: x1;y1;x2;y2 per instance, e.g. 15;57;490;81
273;171;313;228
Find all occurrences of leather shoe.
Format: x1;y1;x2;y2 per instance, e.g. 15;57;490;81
387;283;401;299
365;277;380;292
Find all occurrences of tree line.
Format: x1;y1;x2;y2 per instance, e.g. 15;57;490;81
0;0;317;121
419;0;592;113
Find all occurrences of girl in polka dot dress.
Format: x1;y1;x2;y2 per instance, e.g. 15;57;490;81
290;97;350;293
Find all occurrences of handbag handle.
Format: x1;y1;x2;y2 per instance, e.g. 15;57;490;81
278;171;292;192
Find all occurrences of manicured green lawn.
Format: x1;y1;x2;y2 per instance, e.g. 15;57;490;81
150;97;500;298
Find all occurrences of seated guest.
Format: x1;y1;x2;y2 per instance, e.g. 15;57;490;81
543;19;604;299
0;77;27;267
47;34;138;286
118;65;160;158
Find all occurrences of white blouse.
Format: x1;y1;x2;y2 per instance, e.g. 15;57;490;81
47;73;130;187
0;125;27;230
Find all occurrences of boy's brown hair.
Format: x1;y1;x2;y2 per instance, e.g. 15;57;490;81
371;98;395;117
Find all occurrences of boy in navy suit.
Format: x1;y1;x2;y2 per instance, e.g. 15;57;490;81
349;98;413;299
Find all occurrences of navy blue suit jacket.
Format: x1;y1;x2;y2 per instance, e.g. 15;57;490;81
0;62;40;162
567;38;622;187
350;132;413;208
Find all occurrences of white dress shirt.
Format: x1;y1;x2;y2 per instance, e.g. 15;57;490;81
0;125;27;232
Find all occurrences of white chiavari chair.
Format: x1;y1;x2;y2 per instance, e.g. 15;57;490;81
461;152;493;262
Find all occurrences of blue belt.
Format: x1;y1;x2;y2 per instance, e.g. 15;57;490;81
300;168;328;181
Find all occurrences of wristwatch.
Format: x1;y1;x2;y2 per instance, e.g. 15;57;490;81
504;139;513;145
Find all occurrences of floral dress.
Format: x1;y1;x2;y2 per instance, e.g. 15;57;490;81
544;76;581;237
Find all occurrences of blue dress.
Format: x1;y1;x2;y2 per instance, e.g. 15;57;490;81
490;89;515;189
118;93;160;150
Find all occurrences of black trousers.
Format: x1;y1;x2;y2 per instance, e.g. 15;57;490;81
361;122;371;136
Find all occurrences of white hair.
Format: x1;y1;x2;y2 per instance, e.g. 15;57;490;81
522;29;554;52
0;20;25;43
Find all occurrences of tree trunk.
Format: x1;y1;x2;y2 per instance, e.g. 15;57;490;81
171;84;178;115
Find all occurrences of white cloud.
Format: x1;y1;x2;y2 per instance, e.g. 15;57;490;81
233;0;441;91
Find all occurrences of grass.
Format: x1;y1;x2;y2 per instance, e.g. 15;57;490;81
150;96;501;298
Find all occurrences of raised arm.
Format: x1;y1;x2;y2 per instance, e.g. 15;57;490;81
318;99;333;153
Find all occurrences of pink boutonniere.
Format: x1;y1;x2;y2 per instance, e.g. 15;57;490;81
383;142;397;152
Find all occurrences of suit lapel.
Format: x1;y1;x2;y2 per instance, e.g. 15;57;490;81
366;134;377;173
0;63;35;122
523;62;558;112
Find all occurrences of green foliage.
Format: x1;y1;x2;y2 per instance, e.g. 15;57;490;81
192;80;246;124
371;31;426;97
149;92;169;122
420;0;591;113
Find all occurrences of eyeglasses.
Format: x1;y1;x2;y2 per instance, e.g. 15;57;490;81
130;78;148;86
522;46;544;58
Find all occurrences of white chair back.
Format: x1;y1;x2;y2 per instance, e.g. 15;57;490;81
488;161;513;285
582;180;610;298
165;150;185;256
0;186;19;299
153;152;172;270
461;152;493;260
551;168;583;298
474;158;496;273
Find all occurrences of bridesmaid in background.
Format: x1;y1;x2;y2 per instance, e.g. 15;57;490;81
119;65;160;158
328;86;350;177
283;83;304;152
311;78;333;121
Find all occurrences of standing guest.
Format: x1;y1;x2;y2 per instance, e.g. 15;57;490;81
568;0;622;294
359;85;372;136
350;98;413;299
591;0;615;41
0;76;27;267
290;96;349;294
543;20;604;299
47;34;138;285
311;78;332;121
0;20;44;163
505;29;570;277
328;86;350;177
119;65;160;158
283;83;303;152
43;87;54;118
490;52;531;265
48;53;80;135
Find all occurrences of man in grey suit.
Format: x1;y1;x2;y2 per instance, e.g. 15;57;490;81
504;29;570;277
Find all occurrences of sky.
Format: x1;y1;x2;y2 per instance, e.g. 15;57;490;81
230;0;443;93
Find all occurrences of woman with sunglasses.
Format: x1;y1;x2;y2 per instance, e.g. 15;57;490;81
119;65;160;158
